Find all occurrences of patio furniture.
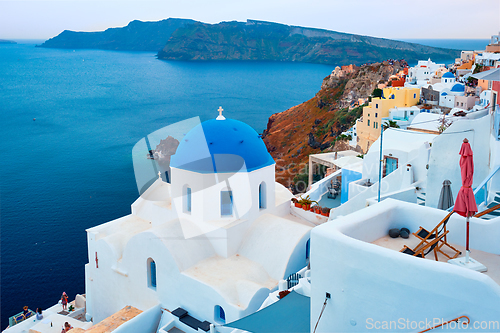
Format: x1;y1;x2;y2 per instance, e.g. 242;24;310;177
401;211;461;260
400;230;449;260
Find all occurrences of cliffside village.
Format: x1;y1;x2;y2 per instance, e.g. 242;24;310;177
332;33;500;154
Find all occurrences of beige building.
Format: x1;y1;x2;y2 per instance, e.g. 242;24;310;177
356;87;420;152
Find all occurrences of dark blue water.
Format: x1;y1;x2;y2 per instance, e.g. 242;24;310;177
0;42;333;328
0;38;486;327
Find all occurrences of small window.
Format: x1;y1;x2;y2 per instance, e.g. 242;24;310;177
221;191;233;216
410;111;414;115
259;182;266;209
375;113;378;118
367;119;370;126
413;93;416;98
214;305;226;324
185;187;192;213
147;258;157;290
375;104;379;109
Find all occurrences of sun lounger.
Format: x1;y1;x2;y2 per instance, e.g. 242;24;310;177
400;230;449;260
401;211;461;260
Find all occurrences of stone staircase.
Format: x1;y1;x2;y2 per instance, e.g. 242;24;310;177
417;191;426;206
479;191;500;220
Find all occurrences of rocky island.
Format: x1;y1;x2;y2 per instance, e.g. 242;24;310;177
0;39;17;44
39;18;459;66
38;18;195;51
158;20;459;66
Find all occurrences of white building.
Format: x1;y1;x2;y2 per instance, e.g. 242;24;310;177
341;123;358;148
83;113;314;328
475;52;500;68
424;72;466;109
405;59;445;87
479;90;493;107
386;105;420;129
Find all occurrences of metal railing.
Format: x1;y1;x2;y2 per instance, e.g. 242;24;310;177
418;315;470;333
474;164;500;207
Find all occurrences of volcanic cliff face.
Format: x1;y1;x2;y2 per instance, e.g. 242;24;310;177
262;60;407;189
158;20;459;65
38;18;459;66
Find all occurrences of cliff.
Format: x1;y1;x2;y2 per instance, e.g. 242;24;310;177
262;60;407;189
38;18;196;51
158;20;459;65
39;18;459;65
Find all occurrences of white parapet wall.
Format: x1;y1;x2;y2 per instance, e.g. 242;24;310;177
311;199;500;332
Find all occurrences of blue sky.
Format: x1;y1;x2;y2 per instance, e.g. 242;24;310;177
1;0;499;40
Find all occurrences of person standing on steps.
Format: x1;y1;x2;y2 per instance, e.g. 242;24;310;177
61;292;68;311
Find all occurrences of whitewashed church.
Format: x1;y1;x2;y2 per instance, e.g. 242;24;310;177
84;109;314;328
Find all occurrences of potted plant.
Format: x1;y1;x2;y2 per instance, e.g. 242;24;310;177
297;195;317;211
314;205;322;214
291;197;301;208
321;207;330;217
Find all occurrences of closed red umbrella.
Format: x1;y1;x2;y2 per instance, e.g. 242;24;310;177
453;138;477;263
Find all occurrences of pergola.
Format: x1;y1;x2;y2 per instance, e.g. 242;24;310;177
308;150;362;188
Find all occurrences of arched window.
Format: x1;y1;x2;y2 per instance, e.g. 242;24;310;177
214;305;226;324
221;190;233;216
259;182;266;209
147;258;157;290
183;185;192;214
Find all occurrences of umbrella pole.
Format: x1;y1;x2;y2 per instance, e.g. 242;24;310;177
466;215;470;263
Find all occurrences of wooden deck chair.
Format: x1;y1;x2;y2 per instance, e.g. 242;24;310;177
409;211;461;260
400;230;449;260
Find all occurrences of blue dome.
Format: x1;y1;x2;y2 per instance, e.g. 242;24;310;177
451;83;465;92
170;118;274;173
441;92;448;96
442;72;454;78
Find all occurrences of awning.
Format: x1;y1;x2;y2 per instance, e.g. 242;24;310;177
222;291;310;333
471;67;500;81
331;155;363;169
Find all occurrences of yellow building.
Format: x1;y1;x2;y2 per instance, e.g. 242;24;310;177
356;87;420;153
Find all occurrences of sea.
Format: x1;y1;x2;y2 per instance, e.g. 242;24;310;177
0;38;489;328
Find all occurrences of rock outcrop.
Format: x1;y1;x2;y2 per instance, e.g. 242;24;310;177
262;60;407;188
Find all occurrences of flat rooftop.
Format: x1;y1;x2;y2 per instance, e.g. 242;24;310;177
84;306;142;333
372;234;500;286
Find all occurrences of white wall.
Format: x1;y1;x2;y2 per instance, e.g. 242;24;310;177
170;165;275;227
426;114;491;208
311;200;500;333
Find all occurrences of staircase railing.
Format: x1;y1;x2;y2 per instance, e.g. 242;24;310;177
474;164;500;207
418;315;470;333
447;164;500;212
